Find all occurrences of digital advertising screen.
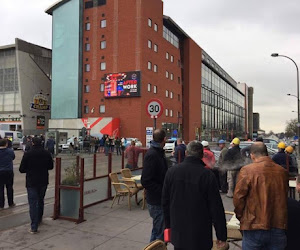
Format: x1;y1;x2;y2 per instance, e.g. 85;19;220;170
104;71;141;98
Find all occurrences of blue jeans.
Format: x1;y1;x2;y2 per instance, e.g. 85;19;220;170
27;186;47;231
243;228;287;250
147;204;164;242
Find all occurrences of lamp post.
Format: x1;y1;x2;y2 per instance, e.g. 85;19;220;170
272;53;300;155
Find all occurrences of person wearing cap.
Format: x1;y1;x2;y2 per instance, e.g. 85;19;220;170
272;142;293;173
202;141;216;169
285;146;298;177
217;140;228;193
223;137;243;198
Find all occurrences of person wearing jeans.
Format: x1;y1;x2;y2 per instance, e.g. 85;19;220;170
234;142;288;250
0;138;15;209
141;129;168;242
19;137;53;234
27;186;47;231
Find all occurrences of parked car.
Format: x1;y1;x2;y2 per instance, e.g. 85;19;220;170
0;130;23;150
59;136;83;151
265;143;278;152
263;138;279;145
163;139;176;153
125;138;142;148
239;142;277;157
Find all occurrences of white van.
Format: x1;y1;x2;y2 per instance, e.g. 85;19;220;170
0;130;23;150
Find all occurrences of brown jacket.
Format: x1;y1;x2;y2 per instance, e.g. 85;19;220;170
233;156;288;230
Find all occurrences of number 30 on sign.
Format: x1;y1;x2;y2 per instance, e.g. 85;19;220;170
146;99;164;118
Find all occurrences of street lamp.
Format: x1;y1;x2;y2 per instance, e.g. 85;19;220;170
272;53;300;154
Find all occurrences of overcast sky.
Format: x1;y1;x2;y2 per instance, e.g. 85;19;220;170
1;0;300;133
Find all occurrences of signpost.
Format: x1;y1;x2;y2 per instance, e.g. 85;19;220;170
146;99;163;130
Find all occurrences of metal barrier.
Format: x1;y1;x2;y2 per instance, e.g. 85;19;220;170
53;149;148;223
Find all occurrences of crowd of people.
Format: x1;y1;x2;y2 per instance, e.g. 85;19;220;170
141;129;299;250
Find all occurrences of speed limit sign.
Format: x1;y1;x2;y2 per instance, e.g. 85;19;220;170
146;99;164;118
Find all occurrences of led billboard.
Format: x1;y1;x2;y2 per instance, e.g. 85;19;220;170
104;71;141;98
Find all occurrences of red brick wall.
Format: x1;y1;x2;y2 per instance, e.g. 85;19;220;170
183;38;202;142
82;0;182;145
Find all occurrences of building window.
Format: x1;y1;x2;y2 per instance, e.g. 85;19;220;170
154;64;158;72
85;43;90;51
85;64;90;72
148;83;151;92
100;105;105;113
100;83;105;92
148;18;152;27
170;73;174;80
166;109;168;116
100;62;106;71
100;41;106;49
100;19;107;28
170;92;173;99
84;105;89;114
148;61;152;70
84;85;90;93
85;22;90;31
166;71;169;78
178;77;181;84
166;90;169;97
171;55;174;62
166;52;169;60
154;23;158;31
170;110;173;117
148;40;152;49
154;85;157;94
154;44;158;52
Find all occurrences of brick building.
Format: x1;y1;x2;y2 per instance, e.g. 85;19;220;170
46;0;253;144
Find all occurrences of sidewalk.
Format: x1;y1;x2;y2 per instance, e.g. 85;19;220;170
0;194;241;250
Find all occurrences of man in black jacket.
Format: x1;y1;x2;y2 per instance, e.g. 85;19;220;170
173;138;186;163
19;137;53;234
142;129;168;242
223;137;243;198
162;140;227;250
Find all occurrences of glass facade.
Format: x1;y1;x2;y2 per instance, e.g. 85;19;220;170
51;0;81;119
0;49;20;112
201;63;245;140
163;26;179;48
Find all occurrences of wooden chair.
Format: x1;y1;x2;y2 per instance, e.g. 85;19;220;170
109;173;140;210
121;168;143;190
143;240;167;250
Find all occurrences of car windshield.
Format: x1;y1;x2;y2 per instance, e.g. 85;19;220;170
17;132;22;139
166;140;175;143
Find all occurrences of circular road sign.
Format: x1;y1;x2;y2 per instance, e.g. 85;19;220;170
146;99;164;118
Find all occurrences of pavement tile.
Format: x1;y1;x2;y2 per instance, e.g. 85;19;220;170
84;201;125;216
93;237;146;250
0;241;25;250
106;206;150;222
116;222;152;244
0;223;66;248
74;215;139;237
40;217;78;230
29;229;111;250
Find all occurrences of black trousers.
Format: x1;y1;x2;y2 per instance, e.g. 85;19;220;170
219;170;228;193
0;171;14;208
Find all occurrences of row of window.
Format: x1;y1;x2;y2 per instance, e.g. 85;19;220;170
148;18;158;32
84;105;105;114
85;19;107;31
85;62;106;72
165;109;173;117
85;40;106;51
148;40;158;52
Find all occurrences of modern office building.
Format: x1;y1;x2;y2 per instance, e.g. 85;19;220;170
0;38;52;135
46;0;253;144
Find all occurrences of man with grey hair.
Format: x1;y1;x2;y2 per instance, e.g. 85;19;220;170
162;141;227;250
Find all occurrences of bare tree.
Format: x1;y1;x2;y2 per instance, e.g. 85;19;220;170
285;118;297;137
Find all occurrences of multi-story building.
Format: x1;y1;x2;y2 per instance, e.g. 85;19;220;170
0;38;52;135
46;0;253;144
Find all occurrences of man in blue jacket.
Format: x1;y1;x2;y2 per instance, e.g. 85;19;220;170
142;129;168;242
173;138;186;163
0;138;15;209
